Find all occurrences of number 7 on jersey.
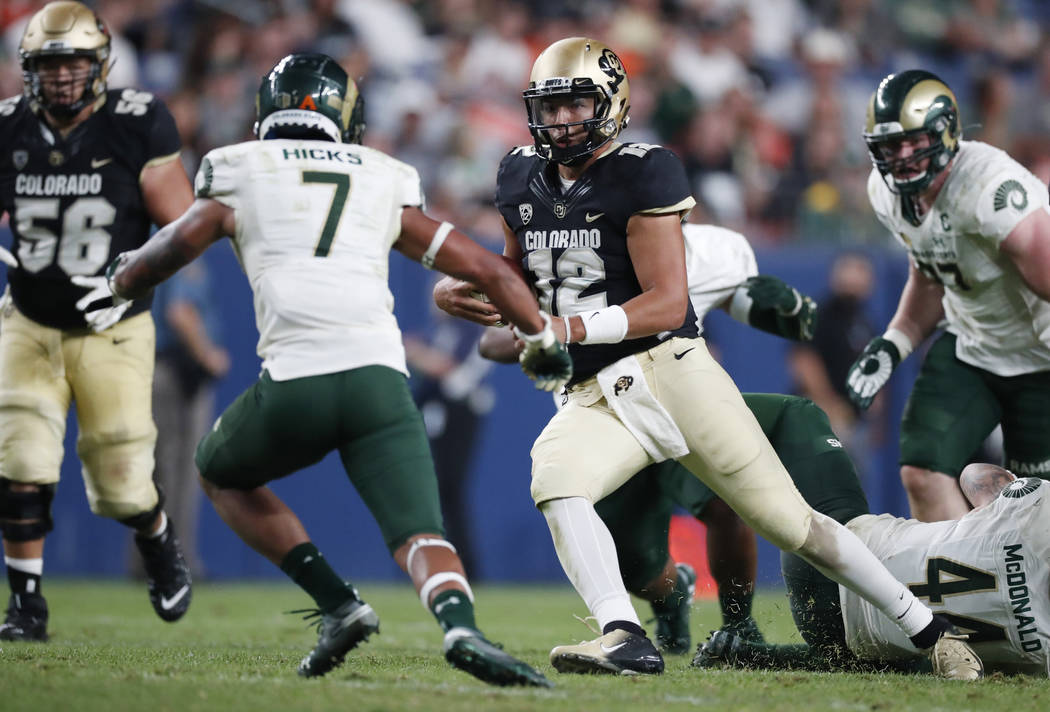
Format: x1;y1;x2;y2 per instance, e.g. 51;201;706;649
301;170;349;257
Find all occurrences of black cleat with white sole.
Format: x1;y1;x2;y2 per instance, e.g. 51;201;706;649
550;628;664;675
134;519;192;622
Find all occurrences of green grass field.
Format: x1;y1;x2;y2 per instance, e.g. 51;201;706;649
1;580;1047;711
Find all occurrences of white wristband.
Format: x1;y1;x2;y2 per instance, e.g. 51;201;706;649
562;315;571;344
883;328;914;360
580;305;629;345
421;221;453;269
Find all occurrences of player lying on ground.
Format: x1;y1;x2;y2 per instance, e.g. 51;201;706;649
438;219;818;654
77;52;570;686
695;462;1049;676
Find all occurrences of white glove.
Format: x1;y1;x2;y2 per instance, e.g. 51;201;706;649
71;275;132;332
0;245;18;268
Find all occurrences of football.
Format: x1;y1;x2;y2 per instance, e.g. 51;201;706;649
468;290;490;303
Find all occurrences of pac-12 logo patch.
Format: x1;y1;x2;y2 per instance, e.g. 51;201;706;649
12;150;27;170
1001;477;1042;498
519;202;533;225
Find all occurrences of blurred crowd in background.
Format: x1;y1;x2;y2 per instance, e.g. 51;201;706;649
5;0;1050;251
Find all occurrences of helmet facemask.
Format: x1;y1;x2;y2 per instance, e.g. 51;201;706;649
525;79;618;165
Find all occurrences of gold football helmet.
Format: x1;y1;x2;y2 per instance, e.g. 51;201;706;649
523;37;630;165
863;70;960;198
20;1;111;118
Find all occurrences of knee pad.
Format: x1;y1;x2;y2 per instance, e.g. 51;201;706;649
116;484;165;531
0;478;56;541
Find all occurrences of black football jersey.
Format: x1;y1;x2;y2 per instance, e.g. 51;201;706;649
496;142;698;384
0;89;182;329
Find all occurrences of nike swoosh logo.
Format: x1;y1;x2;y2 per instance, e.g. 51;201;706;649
91;157;113;169
585;212;604;223
112;337;130;345
434;595;461;615
160;584;190;611
599;640;629;653
674;348;695;360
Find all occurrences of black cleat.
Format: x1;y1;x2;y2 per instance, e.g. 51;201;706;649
550;629;664;675
692;629;747;668
719;616;765;643
444;627;553;687
0;592;49;642
297;597;380;678
134;520;192;622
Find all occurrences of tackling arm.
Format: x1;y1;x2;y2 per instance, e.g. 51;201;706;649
112;198;234;300
727;274;818;341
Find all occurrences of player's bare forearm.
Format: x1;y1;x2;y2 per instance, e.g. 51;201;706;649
959;463;1016;509
397;207;544;335
886;263;944;346
622;212;689;336
114;198;231;299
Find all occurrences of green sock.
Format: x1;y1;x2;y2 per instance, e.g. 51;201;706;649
651;572;691;616
430;589;477;633
719;588;754;625
279;542;355;613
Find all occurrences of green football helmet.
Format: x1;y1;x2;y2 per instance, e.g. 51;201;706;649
255;53;365;144
863;69;960;198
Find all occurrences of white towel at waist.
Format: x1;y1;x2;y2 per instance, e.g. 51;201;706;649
595;354;688;462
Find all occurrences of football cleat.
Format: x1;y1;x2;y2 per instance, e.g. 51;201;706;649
0;592;49;642
297;597;380;678
443;627;553;687
550;628;664;675
653;562;696;654
134;519;192;622
691;629;748;668
930;631;983;681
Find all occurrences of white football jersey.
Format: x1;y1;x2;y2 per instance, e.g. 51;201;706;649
842;477;1050;675
682;223;758;329
195;139;424;381
868;140;1050;376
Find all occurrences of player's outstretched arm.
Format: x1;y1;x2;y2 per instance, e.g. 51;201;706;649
727;274;817;341
846;262;943;409
959;463;1016;509
1000;208;1050;302
396;207;571;391
112;198;235;300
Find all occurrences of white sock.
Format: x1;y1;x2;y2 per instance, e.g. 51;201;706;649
4;556;43;594
541;497;639;630
799;512;933;638
4;556;43;575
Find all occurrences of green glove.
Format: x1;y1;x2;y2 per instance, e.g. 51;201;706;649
515;313;573;392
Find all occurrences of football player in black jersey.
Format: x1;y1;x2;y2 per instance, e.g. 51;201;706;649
0;1;195;641
475;37;980;677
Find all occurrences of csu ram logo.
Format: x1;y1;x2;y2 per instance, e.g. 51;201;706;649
993;179;1028;212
